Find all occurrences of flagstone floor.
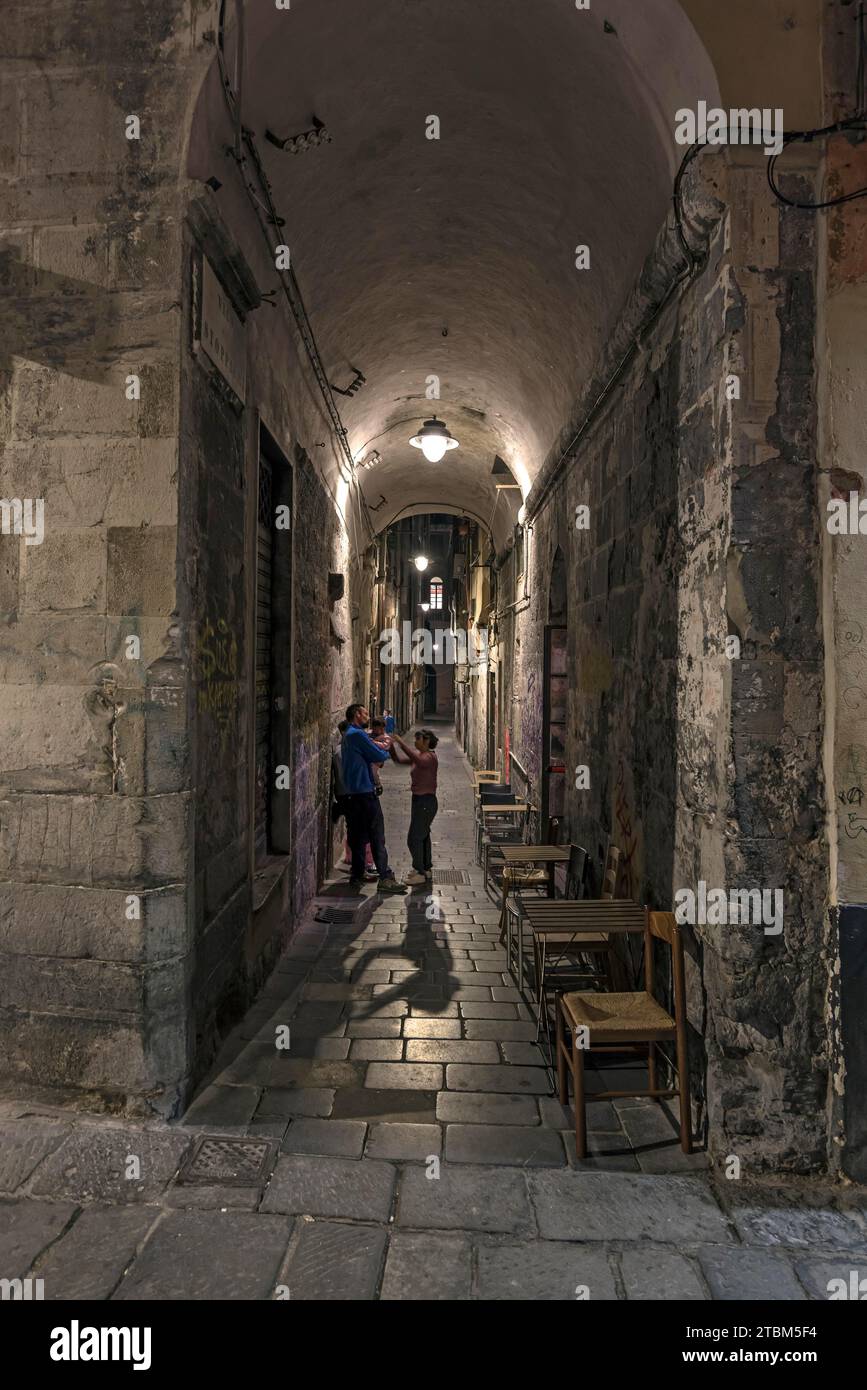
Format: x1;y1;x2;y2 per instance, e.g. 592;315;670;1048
1;723;865;1299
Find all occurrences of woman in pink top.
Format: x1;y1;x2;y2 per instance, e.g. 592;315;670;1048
390;729;439;886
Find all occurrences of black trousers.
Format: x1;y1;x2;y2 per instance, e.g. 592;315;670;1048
407;793;438;873
345;793;390;880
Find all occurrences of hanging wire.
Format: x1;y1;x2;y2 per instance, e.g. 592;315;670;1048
767;3;867;210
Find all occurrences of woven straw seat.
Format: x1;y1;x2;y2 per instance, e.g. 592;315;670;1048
562;989;675;1042
503;867;549;886
556;911;693;1159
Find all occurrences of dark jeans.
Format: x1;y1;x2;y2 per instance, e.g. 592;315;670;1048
345;793;391;880
408;794;438;873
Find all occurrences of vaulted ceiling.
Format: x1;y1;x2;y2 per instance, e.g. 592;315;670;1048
190;0;718;545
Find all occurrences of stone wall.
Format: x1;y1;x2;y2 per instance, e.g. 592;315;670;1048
0;0;197;1112
503;150;832;1172
0;0;374;1112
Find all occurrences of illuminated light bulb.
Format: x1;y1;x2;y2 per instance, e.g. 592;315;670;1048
414;556;429;572
409;418;460;464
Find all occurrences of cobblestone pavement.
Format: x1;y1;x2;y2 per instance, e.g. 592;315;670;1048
1;725;865;1300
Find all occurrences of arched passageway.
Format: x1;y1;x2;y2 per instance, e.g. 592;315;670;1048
3;0;866;1208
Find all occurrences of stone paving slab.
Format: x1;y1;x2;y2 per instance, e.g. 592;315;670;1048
458;1002;519;1019
281;1118;367;1158
30;1127;193;1204
220;1054;363;1090
397;1163;534;1235
446;1064;550;1094
620;1247;708;1300
530;1172;733;1244
445;1124;565;1167
562;1132;640;1172
727;1201;867;1252
0;1197;78;1277
501;1042;548;1066
113;1210;292;1300
254;1088;335;1119
538;1096;623;1133
262;1156;396;1222
697;1245;806;1300
350;1039;404;1061
345;1018;404;1038
0;1120;71;1194
405;1039;500;1064
409;1003;460;1017
794;1256;867;1301
182;1085;260;1130
436;1092;540;1126
464;1020;537;1041
365;1123;442;1162
331;1089;439;1125
164;1183;262;1210
347;1000;408;1018
380;1231;472;1300
476;1239;619;1300
403;1018;462;1038
32;1205;159;1299
281;1220;387;1300
365;1062;444;1090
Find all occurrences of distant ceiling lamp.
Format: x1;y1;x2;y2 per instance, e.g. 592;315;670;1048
420;602;431;612
414;555;430;572
410;418;460;464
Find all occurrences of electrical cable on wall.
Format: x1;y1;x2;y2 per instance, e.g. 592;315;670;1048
767;3;867;210
215;0;375;571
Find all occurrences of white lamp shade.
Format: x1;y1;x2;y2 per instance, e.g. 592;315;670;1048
410;418;459;463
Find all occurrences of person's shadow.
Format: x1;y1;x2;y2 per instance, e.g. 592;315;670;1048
345;888;458;1020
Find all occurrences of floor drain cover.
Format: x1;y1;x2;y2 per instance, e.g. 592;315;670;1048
432;869;471;885
315;908;356;924
177;1135;278;1187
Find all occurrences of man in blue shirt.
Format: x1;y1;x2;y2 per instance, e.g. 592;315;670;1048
384;709;395;735
342;703;407;893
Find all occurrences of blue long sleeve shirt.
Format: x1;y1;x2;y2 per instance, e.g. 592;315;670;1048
342;725;390;794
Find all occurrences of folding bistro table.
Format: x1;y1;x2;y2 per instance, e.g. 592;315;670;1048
497;844;571;985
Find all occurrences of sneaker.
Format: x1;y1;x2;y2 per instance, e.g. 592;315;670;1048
404;870;427;886
378;877;408;895
364;869;380;881
424;870;433;881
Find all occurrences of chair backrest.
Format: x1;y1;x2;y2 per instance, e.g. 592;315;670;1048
645;911;687;1025
564;843;588;900
480;785;514;804
601;844;621;900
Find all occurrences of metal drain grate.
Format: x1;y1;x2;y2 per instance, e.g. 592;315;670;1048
315;908;356;924
432;869;471;885
177;1135;279;1187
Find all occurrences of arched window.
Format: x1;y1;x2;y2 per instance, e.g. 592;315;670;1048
429;577;444;610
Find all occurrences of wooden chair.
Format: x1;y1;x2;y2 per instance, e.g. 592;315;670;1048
530;845;615;1041
496;817;559;964
555;909;692;1159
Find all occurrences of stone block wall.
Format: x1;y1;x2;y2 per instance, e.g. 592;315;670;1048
0;0;200;1112
505;151;832;1172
